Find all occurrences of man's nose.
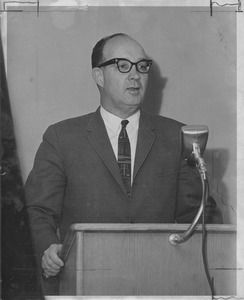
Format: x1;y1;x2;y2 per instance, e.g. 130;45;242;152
128;65;140;80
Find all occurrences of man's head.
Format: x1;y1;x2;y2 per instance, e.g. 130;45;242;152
92;33;152;119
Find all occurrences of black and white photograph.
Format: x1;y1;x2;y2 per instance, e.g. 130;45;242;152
1;1;243;299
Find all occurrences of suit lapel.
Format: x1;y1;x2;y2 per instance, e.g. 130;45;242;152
86;108;156;194
86;108;127;194
133;111;156;180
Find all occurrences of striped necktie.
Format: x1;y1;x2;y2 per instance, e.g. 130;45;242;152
118;120;131;197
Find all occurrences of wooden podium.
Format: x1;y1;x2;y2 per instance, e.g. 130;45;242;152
59;223;236;296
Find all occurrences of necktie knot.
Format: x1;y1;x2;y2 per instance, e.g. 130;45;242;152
121;120;129;129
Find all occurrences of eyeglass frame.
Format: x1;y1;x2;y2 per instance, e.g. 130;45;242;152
96;58;153;74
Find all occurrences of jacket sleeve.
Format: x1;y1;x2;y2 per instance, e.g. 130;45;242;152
24;125;66;260
175;159;223;224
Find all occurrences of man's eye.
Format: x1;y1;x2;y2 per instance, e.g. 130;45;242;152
138;63;148;71
139;65;147;70
119;62;129;69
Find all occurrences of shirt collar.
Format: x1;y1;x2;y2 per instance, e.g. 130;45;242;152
100;106;140;133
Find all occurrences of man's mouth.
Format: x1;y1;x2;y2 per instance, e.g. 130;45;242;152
127;87;141;93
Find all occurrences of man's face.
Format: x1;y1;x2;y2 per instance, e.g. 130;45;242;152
99;37;149;118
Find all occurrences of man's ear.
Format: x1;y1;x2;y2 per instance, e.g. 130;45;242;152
92;68;104;88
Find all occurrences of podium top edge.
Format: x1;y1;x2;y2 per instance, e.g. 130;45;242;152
68;223;236;233
45;296;217;300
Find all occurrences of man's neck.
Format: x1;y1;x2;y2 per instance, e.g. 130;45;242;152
100;105;140;120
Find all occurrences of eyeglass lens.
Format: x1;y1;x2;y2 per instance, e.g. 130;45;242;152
117;60;151;73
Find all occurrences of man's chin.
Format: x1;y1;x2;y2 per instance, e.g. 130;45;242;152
125;101;143;115
126;94;144;105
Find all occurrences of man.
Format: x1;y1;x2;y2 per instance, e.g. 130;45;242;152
25;33;222;294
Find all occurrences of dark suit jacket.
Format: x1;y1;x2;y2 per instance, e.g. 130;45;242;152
25;108;222;291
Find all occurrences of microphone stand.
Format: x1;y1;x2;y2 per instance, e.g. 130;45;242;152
168;142;215;296
169;142;208;245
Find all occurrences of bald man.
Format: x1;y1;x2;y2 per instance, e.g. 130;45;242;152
25;33;222;294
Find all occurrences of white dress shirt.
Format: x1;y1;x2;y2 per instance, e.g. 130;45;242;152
100;106;140;182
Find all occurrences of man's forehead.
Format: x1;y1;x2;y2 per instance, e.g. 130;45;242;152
103;36;146;60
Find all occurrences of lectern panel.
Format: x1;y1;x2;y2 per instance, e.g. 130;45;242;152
59;224;236;296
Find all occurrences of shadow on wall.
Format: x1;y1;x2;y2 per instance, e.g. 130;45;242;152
141;59;234;224
142;61;167;115
204;148;235;224
141;60;234;224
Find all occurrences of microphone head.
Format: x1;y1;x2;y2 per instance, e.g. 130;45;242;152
181;125;209;162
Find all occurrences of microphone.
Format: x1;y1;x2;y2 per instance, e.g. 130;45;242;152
169;124;210;246
181;125;209;179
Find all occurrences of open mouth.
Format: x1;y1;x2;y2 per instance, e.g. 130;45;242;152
127;87;140;93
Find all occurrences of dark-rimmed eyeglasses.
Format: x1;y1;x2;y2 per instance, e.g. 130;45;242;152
97;58;153;74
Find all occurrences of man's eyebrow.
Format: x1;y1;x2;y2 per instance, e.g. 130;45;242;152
118;57;149;61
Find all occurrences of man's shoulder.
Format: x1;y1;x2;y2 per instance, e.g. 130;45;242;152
54;112;94;127
40;111;99;143
141;111;185;130
154;114;184;127
47;111;97;134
